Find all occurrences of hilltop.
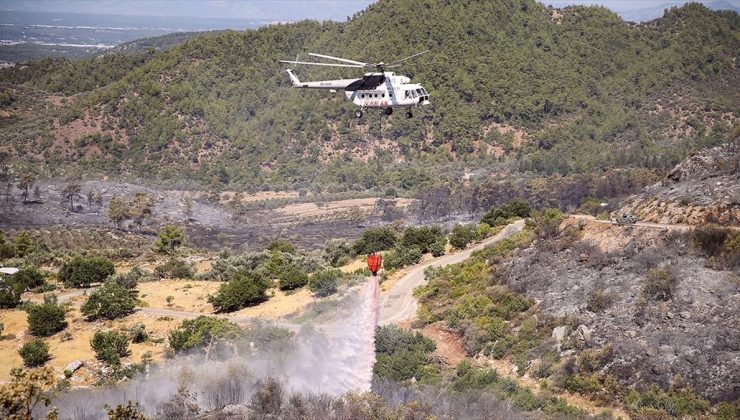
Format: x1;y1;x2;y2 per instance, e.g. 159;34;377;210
0;0;737;194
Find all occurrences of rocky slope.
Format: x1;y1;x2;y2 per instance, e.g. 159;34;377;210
618;142;739;226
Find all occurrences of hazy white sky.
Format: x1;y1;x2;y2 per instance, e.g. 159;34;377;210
0;0;737;21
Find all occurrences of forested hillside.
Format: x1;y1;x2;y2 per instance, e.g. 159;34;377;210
0;0;737;193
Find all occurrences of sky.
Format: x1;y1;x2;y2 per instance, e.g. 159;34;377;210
0;0;737;22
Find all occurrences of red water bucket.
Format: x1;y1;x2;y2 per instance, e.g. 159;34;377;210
367;253;382;276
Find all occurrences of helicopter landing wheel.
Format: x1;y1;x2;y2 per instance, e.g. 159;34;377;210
385;107;393;116
355;110;363;119
405;111;413;118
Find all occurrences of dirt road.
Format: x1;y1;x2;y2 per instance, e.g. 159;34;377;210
571;214;739;231
378;220;525;325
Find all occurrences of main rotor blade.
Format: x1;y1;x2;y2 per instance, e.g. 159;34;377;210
279;60;364;68
308;53;367;66
388;50;430;67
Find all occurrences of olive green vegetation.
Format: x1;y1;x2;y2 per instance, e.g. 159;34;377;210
373;326;588;416
90;330;131;366
19;339;51;368
80;281;137;321
58;256;115;288
25;295;68;337
1;1;737;191
168;316;243;353
208;270;270;312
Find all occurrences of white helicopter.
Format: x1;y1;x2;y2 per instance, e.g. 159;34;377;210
279;51;431;119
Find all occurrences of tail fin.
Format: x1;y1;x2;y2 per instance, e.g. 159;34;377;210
286;69;301;87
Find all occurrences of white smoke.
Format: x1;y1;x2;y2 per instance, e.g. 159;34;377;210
50;277;380;419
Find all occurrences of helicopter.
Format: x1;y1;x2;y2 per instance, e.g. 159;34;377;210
279;51;431;119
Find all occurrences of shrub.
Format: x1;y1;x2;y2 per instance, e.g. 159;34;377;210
0;279;22;309
308;269;341;297
429;237;446;257
208;270;269;312
168;316;242;353
91;330;131;366
352;226;398;255
526;208;565;239
266;240;296;254
153;225;186;254
324;239;354;267
623;385;710;417
25;296;67;337
113;266;148;289
481;199;532;226
13;231;36;257
449;224;481;250
451;361;499;391
373;325;438;383
105;401;146;420
9;268;45;291
81;281;136;320
692;224;730;258
19;339;50;367
383;246;422;270
586;289;613;313
0;367;58;419
478;223;492;238
129;323;148;343
154;258;194;279
278;264;309;291
642;267;677;301
58;256;115;288
400;225;445;254
0;231;16;259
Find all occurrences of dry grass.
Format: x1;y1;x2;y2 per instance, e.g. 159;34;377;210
138;280;220;313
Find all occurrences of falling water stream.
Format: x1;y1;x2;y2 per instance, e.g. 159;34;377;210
51;277;382;417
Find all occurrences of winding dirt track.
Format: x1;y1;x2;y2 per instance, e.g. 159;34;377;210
378;220;525;325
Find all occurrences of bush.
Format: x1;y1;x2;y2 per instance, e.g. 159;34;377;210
0;231;16;259
266;240;296;254
0;279;22;309
526;208;565;239
91;330;131;366
25;296;67;337
154;258;194;279
58;256;115;288
112;266;148;289
168;316;242;353
81;281;136;320
400;225;445;254
429;237;446;257
153;225;186;254
19;339;50;367
481;199;532;226
208;270;269;312
13;231;36;257
373;325;438;383
383;246;422;270
692;225;739;269
449;224;481;250
129;323;148;343
586;289;613;313
308;269;341;297
278;264;309;291
642;267;677;301
9;268;45;291
324;239;354;267
352;226;398;255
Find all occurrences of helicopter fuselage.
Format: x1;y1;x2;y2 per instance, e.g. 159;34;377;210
345;72;430;109
285;70;430;113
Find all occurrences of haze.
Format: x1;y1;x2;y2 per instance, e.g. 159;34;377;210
0;0;738;22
